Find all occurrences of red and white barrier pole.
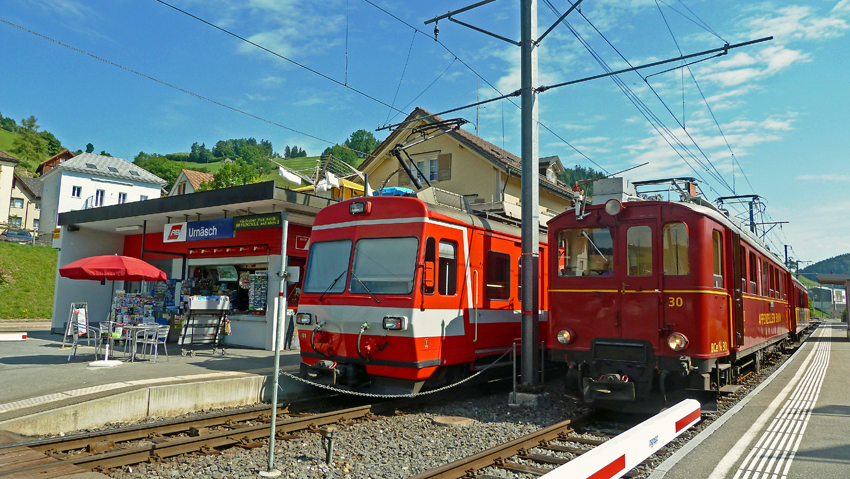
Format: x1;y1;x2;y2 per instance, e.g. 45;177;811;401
0;332;27;341
542;399;701;479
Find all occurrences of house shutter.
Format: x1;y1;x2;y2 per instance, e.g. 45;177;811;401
437;154;452;181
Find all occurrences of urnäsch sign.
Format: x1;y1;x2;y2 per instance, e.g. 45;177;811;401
163;218;235;243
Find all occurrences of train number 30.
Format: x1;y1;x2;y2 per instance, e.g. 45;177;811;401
667;297;684;307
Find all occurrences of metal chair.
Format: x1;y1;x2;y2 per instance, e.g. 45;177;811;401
67;319;101;361
137;325;170;363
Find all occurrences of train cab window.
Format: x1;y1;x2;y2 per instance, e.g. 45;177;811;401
303;239;353;294
486;251;511;300
662;222;689;275
557;228;613;277
349;237;419;295
712;230;723;287
627;226;653;277
438;240;458;295
749;252;758;294
424;238;437;295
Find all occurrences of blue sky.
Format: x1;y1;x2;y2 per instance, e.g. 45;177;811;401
1;0;848;266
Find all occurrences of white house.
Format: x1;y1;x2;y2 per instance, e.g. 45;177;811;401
0;149;22;228
39;152;166;241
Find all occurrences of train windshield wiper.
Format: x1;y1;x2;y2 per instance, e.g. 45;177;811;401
351;271;380;303
582;231;609;265
319;268;347;301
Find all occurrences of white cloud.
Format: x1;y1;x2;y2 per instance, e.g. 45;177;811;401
745;6;849;43
796;174;850;181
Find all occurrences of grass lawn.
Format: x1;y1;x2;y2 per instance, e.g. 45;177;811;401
0;242;58;319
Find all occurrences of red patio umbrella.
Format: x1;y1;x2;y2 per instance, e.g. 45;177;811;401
59;255;167;282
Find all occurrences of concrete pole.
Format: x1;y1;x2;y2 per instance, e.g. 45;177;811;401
264;212;289;476
520;0;540;387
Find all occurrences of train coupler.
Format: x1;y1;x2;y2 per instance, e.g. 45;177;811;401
582;374;636;403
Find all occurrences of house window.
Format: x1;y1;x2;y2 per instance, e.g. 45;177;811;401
399;153;452;186
178;182;187;195
35;203;40;210
10;198;24;209
416;160;438;182
118;192;127;204
72;186;82;198
108;167;119;173
140;195;148;201
95;189;105;207
33;219;39;230
10;217;22;227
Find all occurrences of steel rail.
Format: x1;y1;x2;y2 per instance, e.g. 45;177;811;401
408;413;589;479
2;404;376;476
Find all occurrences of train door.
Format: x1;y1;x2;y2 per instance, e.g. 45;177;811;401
731;233;745;347
473;233;518;348
617;217;661;349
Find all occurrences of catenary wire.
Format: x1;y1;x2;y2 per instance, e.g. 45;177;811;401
154;0;406;116
361;0;607;173
385;31;418;126
386;57;459;125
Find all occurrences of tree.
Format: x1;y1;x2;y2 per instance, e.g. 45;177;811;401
196;160;258;190
345;129;377;158
0;112;17;133
11;116;46;169
134;152;184;189
213;140;236;159
239;144;273;175
188;142;212;163
322;144;359;167
39;131;64;156
86;143;94;153
284;146;291;158
99;150;112;157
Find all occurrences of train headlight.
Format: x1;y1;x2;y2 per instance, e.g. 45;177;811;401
296;312;312;325
382;315;408;331
349;201;372;215
556;329;573;344
667;332;689;351
604;198;623;216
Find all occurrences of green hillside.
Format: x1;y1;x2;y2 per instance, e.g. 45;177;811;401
0;242;58;319
800;253;850;277
0;129;17;155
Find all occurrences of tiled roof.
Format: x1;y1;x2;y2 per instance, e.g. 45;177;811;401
0;149;21;164
40;152;167;186
182;169;215;190
15;174;43;198
364;108;573;199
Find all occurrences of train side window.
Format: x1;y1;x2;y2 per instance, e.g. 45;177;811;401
761;260;769;297
557;228;613;277
424;237;436;295
712;230;723;287
749;252;757;294
769;265;775;297
627;226;653;277
662;222;689;275
486;251;511;300
438;240;457;296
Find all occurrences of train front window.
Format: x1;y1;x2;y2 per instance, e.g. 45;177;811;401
557;228;613;277
627;226;653;277
303;240;352;294
662;222;689;275
349;237;419;295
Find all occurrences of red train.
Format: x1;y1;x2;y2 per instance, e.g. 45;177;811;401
547;178;810;409
294;189;548;393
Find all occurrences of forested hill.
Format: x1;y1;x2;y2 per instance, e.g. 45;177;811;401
800;253;850;276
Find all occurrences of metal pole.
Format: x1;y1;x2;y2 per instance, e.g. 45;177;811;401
520;0;540;387
265;212;290;476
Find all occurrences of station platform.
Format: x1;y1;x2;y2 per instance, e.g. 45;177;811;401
0;327;309;437
651;320;850;479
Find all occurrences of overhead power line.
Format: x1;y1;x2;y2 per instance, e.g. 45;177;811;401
154;0;406;116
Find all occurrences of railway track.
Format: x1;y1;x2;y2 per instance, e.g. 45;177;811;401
0;401;389;478
408;411;679;479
